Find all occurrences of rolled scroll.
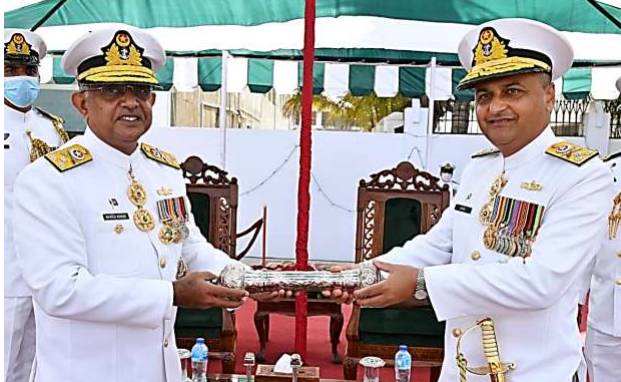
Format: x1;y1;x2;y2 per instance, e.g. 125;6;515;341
218;262;383;293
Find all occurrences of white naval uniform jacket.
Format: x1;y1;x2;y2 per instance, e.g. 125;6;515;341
13;128;236;382
5;104;65;297
378;128;612;382
588;155;621;337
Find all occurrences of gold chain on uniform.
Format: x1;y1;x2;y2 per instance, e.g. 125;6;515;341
127;166;155;232
609;191;621;239
479;170;508;225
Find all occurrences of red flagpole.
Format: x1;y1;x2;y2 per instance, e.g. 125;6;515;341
295;0;316;358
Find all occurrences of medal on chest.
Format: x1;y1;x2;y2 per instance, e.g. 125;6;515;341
156;196;190;245
127;167;155;232
479;172;545;259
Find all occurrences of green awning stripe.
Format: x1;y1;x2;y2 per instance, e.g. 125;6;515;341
156;58;174;91
198;57;222;92
52;56;74;84
247;59;274;93
48;55;600;101
451;69;475;101
398;67;426;98
562;68;592;100
298;62;325;95
349;65;375;96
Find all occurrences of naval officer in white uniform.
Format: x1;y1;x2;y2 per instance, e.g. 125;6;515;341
328;19;612;382
13;27;257;382
585;78;621;380
4;28;69;382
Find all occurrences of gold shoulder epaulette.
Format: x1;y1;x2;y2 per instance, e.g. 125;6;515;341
545;141;598;166
603;151;621;162
140;143;180;169
471;147;500;158
44;144;92;172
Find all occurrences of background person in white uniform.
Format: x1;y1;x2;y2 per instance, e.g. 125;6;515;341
4;28;69;382
585;78;621;380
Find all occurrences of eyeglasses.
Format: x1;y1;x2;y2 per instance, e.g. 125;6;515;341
82;84;153;101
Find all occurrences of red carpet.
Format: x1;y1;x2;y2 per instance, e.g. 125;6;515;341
208;300;431;381
206;301;591;381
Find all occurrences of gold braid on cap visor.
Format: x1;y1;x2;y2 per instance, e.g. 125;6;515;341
77;64;158;85
460;56;551;86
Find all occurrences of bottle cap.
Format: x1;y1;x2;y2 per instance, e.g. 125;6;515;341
196;338;205;344
399;345;407;351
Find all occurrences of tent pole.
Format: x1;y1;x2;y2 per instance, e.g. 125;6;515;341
425;57;437;170
295;0;316;359
220;50;229;169
586;0;621;29
31;0;67;31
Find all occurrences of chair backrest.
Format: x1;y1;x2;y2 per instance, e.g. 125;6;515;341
355;161;450;263
181;156;239;258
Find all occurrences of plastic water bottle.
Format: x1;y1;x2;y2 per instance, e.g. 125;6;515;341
191;338;208;382
394;345;412;382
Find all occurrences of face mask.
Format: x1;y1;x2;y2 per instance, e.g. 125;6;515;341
4;76;40;108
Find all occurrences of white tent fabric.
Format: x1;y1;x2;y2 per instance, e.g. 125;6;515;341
226;57;248;93
273;60;298;95
374;66;399;97
172;57;199;91
425;67;452;101
10;16;621;62
599;0;621;8
591;67;621;99
324;63;350;98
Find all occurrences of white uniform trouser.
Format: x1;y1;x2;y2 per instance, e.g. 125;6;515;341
585;325;621;382
4;297;36;382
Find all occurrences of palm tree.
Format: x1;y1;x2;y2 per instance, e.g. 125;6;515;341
282;91;412;132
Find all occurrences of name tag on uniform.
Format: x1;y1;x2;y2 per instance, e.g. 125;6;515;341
455;204;472;214
102;213;130;221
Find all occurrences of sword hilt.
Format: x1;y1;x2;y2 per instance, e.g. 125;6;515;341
455;317;516;382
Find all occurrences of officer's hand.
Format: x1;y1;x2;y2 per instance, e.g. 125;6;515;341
321;264;356;304
173;271;249;309
353;261;418;308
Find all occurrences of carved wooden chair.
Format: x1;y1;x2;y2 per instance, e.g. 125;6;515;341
343;161;450;382
175;156;263;373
